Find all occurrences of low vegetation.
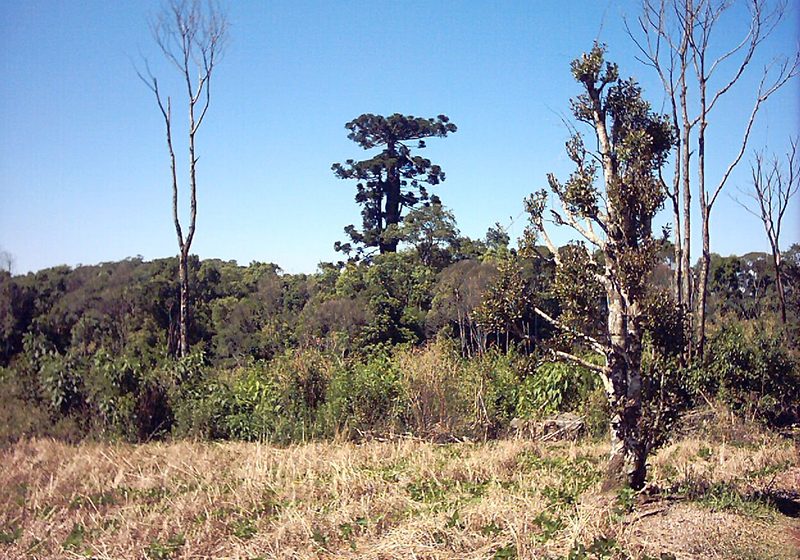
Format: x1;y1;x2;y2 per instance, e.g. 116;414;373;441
1;420;797;559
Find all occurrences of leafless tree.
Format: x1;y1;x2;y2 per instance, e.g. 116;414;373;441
0;249;14;274
736;138;799;323
629;0;798;358
139;0;228;357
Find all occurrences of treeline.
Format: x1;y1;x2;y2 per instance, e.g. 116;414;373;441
1;236;798;443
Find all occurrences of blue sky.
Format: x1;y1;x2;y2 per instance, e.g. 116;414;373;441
1;0;798;275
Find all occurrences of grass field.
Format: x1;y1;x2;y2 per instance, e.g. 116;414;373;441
1;431;798;559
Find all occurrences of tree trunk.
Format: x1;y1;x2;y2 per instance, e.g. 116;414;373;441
603;290;646;490
178;250;189;358
774;250;787;323
696;50;709;359
380;144;401;254
679;1;693;361
697;210;710;358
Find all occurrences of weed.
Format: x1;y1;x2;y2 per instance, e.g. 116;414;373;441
480;520;502;536
230;517;257;540
146;533;185;560
612;486;637;521
311;526;328;550
445;509;464;529
0;524;21;545
699;481;776;518
533;511;565;543
493;543;517;559
70;490;118;509
407;478;451;504
63;523;86;551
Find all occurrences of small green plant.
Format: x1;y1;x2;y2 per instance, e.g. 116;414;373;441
563;536;677;560
338;518;367;551
493;543;517;559
445;509;463;529
698;482;776;519
406;478;451;504
62;523;85;551
311;526;329;550
612;486;637;521
146;533;185;560
533;511;565;543
0;524;21;545
230;517;257;539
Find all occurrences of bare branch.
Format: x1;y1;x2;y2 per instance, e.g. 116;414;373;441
552;350;609;376
533;306;610;355
709;54;800;210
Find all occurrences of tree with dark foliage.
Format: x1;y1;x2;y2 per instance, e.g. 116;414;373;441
524;45;675;489
332;113;457;258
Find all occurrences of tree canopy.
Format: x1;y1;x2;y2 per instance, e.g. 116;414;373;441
332;113;457;257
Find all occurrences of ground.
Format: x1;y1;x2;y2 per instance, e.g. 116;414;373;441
0;434;797;559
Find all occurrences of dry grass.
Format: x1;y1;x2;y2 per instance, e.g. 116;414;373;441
0;435;797;559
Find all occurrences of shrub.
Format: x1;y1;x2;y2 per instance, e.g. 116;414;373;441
171;348;334;442
476;349;521;433
517;359;597;418
694;323;799;426
395;339;475;438
321;353;407;438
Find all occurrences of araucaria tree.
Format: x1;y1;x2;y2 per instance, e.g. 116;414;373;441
140;0;227;357
332;113;457;257
524;45;675;489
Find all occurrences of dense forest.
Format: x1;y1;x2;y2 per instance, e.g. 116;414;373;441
2;233;798;444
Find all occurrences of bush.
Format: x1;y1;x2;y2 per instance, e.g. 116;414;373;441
471;349;520;436
517;359;597;418
694;324;799;427
395;339;475;438
171;347;334;442
321;353;407;438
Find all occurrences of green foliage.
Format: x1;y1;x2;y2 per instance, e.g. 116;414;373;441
474;350;522;430
357;253;436;349
399;203;460;269
551;243;605;341
517;360;597;418
321;353;407;438
0;242;793;448
0;524;22;545
146;533;185;560
474;257;534;347
171;349;330;442
62;523;85;551
693;324;799;426
428;259;497;356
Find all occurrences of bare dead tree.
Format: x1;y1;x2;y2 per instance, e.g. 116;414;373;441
630;0;799;358
736;138;799;323
138;0;228;357
0;249;14;274
628;0;692;313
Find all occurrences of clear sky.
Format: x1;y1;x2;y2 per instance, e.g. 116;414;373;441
1;0;798;275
